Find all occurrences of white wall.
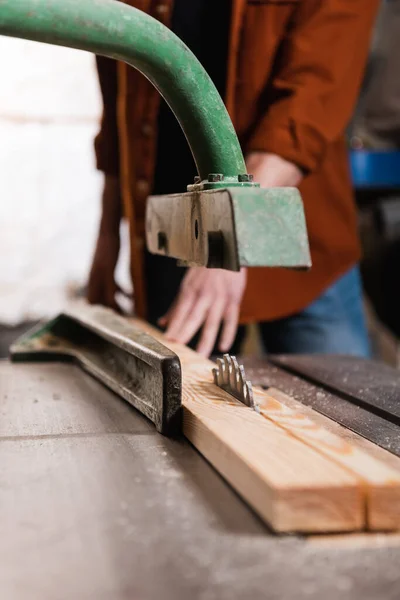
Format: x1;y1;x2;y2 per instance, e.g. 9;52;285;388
0;38;104;325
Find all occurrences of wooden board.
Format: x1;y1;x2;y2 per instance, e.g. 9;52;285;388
131;322;361;532
181;370;362;533
256;387;400;531
134;320;400;533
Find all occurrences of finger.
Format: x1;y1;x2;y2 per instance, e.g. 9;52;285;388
196;300;226;357
158;316;167;327
219;302;240;352
171;294;213;345
164;291;197;341
158;304;178;328
158;309;171;328
158;290;192;327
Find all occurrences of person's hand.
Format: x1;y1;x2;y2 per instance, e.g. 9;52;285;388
160;267;247;357
246;152;303;188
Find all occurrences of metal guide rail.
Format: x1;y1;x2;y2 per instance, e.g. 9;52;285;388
10;305;182;436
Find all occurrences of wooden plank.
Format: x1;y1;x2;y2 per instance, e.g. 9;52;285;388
134;320;400;532
259;387;400;532
180;348;400;531
148;323;400;531
133;321;365;533
181;371;363;533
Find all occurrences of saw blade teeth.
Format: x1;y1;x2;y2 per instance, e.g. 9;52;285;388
231;356;239;392
216;358;225;387
238;365;245;396
223;354;231;387
245;380;254;409
212;354;257;412
246;381;260;413
212;368;218;385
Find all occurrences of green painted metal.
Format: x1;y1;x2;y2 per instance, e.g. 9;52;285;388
0;0;246;181
230;187;312;268
188;175;260;192
146;187;311;269
0;0;312;270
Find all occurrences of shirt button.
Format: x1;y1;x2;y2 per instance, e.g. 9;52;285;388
141;123;154;137
137;179;150;195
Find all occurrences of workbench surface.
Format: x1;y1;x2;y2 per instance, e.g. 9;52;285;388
1;361;400;600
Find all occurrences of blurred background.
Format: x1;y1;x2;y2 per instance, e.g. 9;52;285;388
0;0;399;363
349;0;400;366
0;38;130;356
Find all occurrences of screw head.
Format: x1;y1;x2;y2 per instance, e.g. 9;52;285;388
208;173;224;183
238;174;254;183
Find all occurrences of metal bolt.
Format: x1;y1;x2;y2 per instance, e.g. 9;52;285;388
208;173;224;183
238;174;254;183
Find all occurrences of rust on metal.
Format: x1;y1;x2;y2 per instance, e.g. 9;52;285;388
10;305;182;436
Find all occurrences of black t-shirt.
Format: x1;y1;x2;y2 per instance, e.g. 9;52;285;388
153;0;231;194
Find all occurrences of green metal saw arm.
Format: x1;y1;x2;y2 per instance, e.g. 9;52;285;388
0;0;246;181
0;0;312;270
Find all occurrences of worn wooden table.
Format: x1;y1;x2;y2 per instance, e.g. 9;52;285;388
1;360;400;600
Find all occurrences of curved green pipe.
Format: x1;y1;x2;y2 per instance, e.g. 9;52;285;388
0;0;247;180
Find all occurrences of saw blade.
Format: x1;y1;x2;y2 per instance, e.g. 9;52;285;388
212;354;259;412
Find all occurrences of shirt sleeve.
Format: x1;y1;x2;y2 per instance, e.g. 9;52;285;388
94;55;120;177
246;0;380;173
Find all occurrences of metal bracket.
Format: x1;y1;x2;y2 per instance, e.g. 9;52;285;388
146;186;311;271
212;354;259;412
10;305;182;436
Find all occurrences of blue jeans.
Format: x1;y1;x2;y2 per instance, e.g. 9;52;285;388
258;266;371;357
